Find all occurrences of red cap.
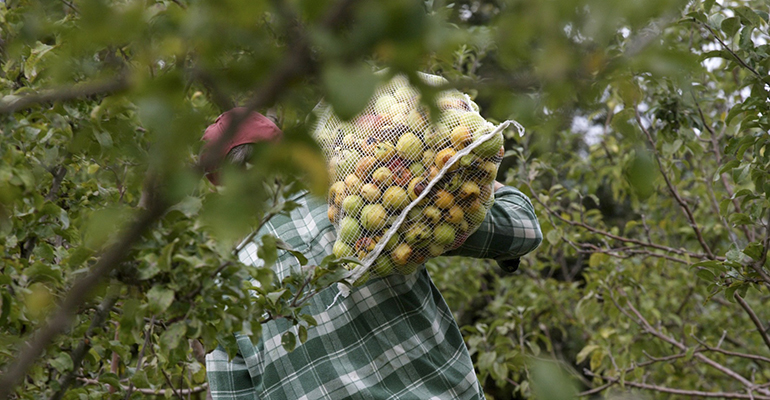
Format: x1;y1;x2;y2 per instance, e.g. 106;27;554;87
201;107;282;184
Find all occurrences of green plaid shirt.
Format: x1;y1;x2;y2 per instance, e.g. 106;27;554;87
206;186;542;399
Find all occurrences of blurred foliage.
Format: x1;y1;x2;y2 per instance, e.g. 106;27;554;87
1;0;769;399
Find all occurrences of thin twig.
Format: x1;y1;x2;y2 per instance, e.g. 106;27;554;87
734;293;770;353
50;290;120;400
696;21;767;83
124;316;155;399
79;378;208;396
584;369;770;399
635;107;715;259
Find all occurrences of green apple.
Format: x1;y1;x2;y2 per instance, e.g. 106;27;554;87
428;243;445;257
391;243;413;265
360;204;388;231
374;95;398;114
424;205;442;224
384;232;401;251
472;126;504;158
477;161;498;185
406;109;427;134
422;149;436;167
338;149;361;176
374;142;396;162
458;181;480;201
344;174;363;193
333;241;354;258
342;195;364;217
372;256;396;276
434;223;456;245
394;86;418;102
460;112;485;129
404;222;431;246
389;102;409;116
450;125;473;150
372;166;394;186
395;261;420;275
446;205;464;224
328;181;346;206
360;183;381;202
396;132;424;161
382;186;409;210
408;162;425;177
338;217;361;244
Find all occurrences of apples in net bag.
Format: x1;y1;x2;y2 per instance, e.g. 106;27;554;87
314;73;519;284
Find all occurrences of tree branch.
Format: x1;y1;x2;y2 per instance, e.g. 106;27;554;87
0;197;167;400
691;335;770;365
583;369;770;399
607;288;769;395
124;316;155;400
525;178;716;260
697;20;768;83
635;107;715;259
79;378;208;396
50;289;120;400
734;292;770;353
0;74;129;114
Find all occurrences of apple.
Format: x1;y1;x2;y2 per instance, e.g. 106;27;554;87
435;148;458;171
360;136;381;155
374;95;398;115
374;142;396;162
342;194;365;217
360;204;388;231
404;222;431;247
477;161;498;184
460;154;480;168
329;181;346;206
422;149;436;167
458;218;469;232
471;127;504;158
465;201;487;224
480;183;493;201
428;243;445;257
391;243;413;265
389;102;409;116
450;125;473;150
407;178;427;200
339;217;361;243
396;132;424;161
442;174;462;193
433;190;455;209
446;205;464;224
408;162;425;177
352;271;371;287
328;205;340;223
354;236;376;258
382;186;409;210
342;134;358;149
392;166;412;186
372;166;394;186
392;113;408;126
428;166;439;180
344;174;363;193
355;115;386;132
460;112;485;129
333;241;354;258
437;97;467;110
424;205;442;224
338;149;361;176
384;232;401;250
458;181;480;201
406;109;427;133
373;256;396;276
394;86;418;102
355;156;378;179
360;183;381;202
434;223;456;245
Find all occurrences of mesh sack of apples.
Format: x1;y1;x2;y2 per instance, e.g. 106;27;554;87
314;73;514;284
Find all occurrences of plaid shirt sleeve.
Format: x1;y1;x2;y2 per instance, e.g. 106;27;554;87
445;185;543;264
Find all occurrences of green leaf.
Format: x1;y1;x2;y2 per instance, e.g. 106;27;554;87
735;6;762;27
160;322;187;351
50;353;74;373
275;239;308;266
743;241;764;260
147;286;175;313
298;325;308;344
721;17;741;37
576;344;599;364
545;229;560;245
282;331;296;352
322;63;379;120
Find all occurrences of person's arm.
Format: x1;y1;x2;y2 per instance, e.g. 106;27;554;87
444;181;543;272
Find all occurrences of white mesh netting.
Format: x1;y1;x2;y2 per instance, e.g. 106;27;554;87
313;73;518;284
